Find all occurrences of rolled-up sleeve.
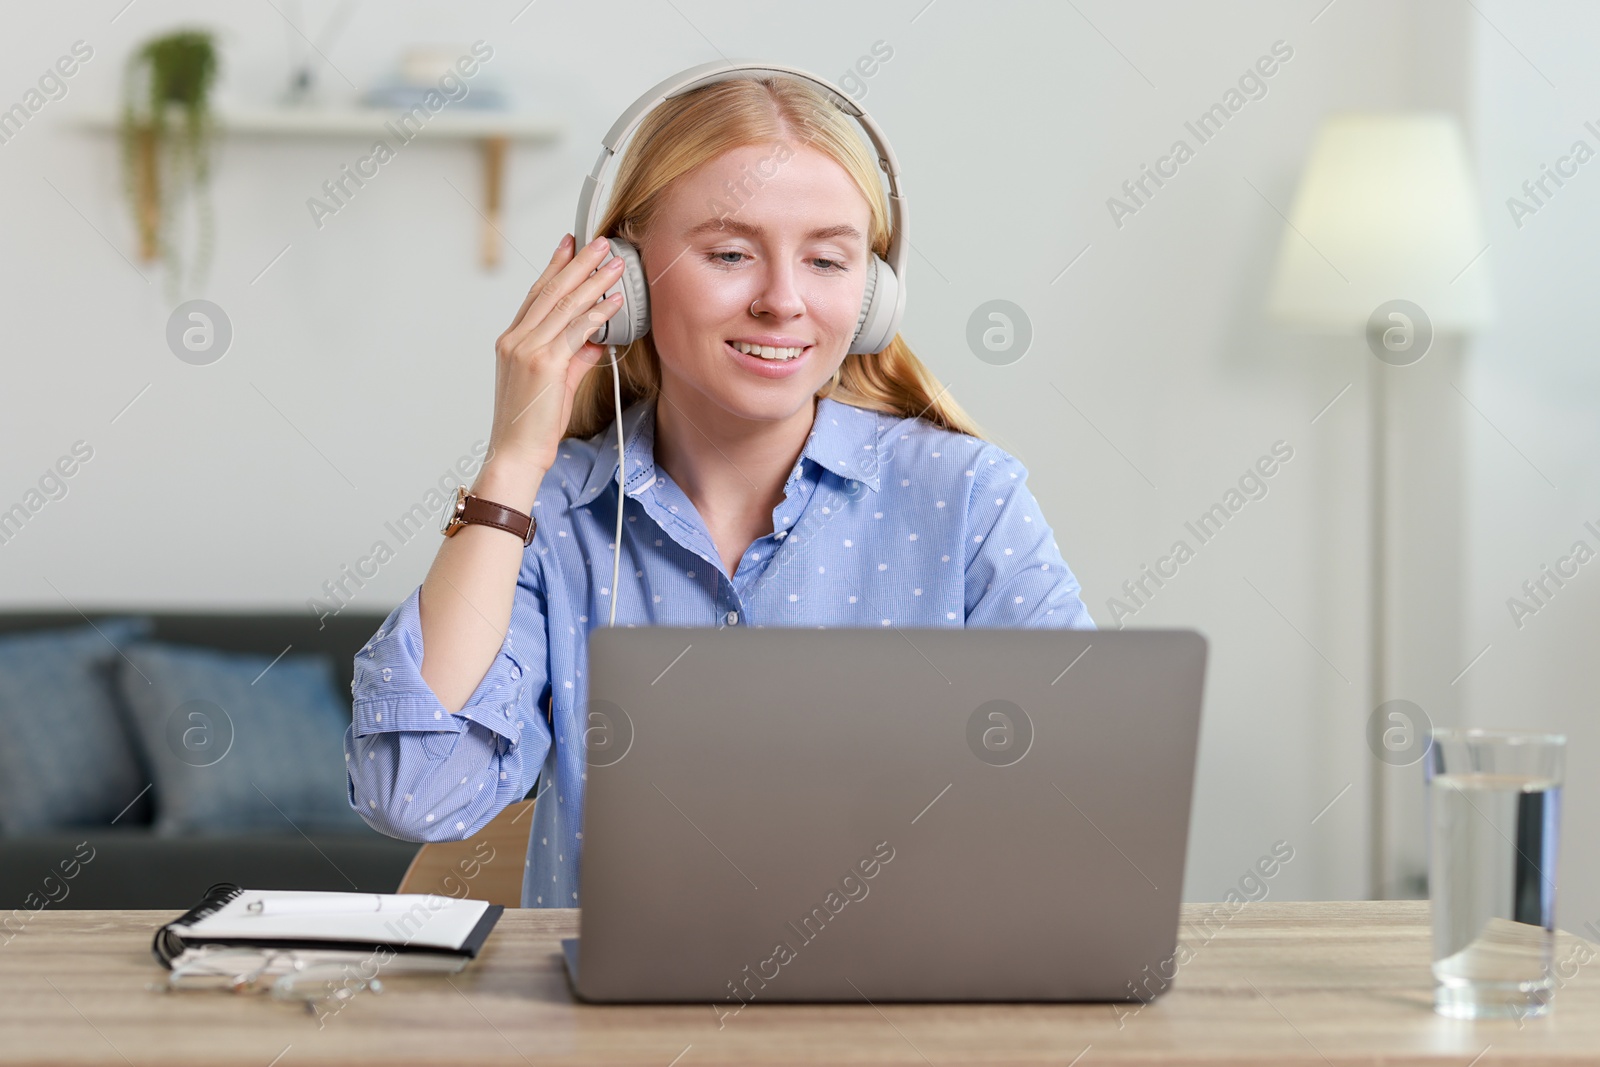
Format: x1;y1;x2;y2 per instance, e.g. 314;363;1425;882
963;448;1096;629
343;556;553;842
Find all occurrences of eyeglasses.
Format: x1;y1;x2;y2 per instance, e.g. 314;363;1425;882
148;948;385;1014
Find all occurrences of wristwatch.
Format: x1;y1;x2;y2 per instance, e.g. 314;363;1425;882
441;485;537;546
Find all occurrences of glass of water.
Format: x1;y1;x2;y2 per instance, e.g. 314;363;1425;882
1427;728;1566;1020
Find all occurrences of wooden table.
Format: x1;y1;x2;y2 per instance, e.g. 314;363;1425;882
3;902;1597;1065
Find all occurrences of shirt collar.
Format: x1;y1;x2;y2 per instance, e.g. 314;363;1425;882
572;397;657;509
802;396;885;492
570;394;885;509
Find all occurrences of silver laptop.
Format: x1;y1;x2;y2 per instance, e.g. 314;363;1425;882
563;626;1207;1003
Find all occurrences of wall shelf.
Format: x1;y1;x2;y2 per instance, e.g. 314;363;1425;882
76;107;565;268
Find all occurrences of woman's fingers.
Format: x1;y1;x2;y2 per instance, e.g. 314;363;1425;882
556;300;627;422
555;295;624;394
499;295;622;447
507;236;623;351
505;234;574;333
482;234;631;476
566;295;625;369
520;253;626;354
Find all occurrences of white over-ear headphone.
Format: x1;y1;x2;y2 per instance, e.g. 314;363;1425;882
576;59;911;625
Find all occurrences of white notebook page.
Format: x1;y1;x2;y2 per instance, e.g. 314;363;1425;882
173;890;490;951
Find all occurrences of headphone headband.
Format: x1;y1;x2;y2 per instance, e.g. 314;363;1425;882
574;58;908;334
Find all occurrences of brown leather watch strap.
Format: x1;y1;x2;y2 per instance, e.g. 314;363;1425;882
451;490;537;546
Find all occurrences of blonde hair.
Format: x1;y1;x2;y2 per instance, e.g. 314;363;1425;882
564;74;983;442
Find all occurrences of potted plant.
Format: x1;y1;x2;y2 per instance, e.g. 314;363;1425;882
119;30;218;295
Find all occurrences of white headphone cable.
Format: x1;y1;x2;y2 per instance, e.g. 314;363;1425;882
608;343;624;627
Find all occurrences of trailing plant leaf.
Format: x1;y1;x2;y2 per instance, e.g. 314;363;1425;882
119;30;218;299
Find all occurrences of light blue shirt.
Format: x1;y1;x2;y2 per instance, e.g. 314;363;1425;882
344;396;1094;906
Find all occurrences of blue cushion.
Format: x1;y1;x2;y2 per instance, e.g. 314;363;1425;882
0;618;155;835
114;642;367;836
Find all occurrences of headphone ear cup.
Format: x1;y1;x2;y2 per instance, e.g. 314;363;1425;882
848;254;901;355
595;238;651;346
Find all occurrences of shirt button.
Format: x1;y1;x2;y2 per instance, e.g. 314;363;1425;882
726;611;739;626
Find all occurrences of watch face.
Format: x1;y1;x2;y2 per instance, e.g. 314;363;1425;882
440;486;466;534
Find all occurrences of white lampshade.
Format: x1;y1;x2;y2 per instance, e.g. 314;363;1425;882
1267;113;1492;333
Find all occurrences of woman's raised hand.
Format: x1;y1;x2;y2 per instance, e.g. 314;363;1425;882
417;234;623;714
486;233;626;480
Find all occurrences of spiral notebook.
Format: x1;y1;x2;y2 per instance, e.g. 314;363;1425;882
152;882;504;973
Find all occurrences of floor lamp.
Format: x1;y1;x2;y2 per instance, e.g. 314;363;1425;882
1266;114;1492;899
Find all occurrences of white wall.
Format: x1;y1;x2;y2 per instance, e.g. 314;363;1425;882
1464;0;1600;938
3;0;1547;908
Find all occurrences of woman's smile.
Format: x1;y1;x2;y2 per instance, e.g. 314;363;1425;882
724;337;814;379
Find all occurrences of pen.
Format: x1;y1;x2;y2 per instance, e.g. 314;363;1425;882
244;894;408;916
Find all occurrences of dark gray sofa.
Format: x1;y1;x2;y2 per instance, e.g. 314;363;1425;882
0;610;420;910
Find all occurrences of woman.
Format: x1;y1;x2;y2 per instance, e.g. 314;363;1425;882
346;73;1094;908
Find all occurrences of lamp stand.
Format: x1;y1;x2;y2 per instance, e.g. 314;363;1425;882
1369;359;1390;900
